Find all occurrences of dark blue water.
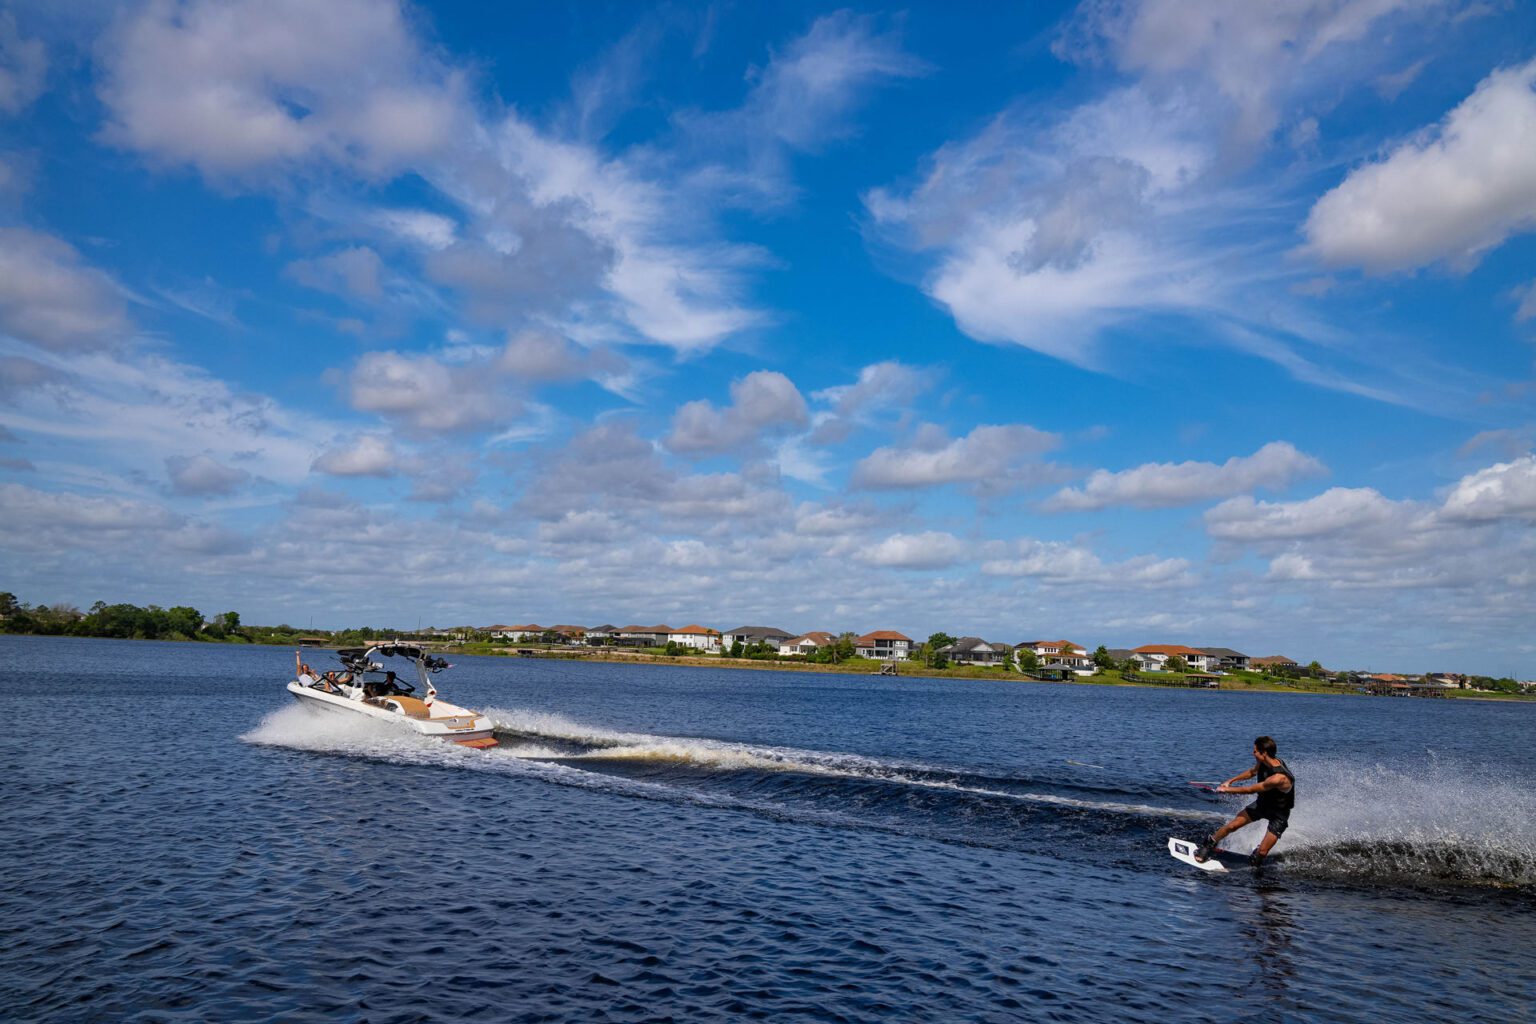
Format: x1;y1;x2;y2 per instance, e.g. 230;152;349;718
3;636;1533;1022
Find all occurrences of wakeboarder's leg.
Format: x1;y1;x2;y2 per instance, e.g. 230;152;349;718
1196;811;1252;862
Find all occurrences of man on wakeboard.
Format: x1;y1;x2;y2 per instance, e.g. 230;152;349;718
1195;735;1295;868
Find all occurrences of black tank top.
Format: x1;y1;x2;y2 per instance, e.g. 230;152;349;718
1254;758;1295;812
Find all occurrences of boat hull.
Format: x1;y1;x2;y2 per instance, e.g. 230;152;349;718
286;682;498;748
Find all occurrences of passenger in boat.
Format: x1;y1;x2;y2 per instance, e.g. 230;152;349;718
295;651;319;687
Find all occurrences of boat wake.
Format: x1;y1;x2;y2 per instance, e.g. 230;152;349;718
244;706;1536;890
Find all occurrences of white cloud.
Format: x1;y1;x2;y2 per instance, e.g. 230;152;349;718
1061;0;1449;151
1203;462;1536;597
1304;59;1536;272
348;349;514;434
808;360;929;444
0;228;129;350
372;208;458;251
813;360;927;417
165;454;251;497
865;531;964;570
98;0;464;178
286;246;385;299
0;11;46;115
981;538;1191;587
853;423;1061;490
1047;441;1326;510
0;482;179;533
1441;454;1536;521
0;343;338;489
311;434;398;477
1205;486;1413;541
1516;279;1536;322
499;329;620;382
665;370;808;455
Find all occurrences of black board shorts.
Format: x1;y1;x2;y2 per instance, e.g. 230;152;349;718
1242;802;1291;836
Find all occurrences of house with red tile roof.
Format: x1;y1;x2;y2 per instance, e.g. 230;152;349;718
855;630;912;661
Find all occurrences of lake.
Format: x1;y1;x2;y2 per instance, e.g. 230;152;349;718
2;635;1532;1022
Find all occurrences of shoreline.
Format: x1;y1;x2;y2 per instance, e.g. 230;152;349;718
457;644;1536;701
6;632;1532;701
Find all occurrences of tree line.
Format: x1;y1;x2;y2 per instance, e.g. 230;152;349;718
0;592;409;647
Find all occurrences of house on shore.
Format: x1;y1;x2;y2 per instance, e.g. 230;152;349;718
669;624;721;651
617;625;672;647
490;624;544;641
549;625;587;644
780;631;835;657
938;637;1013;666
1197;647;1250;671
1019;640;1089;661
1251;655;1299;672
1104;648;1137;666
584;624;619;645
1132;644;1216;671
722;626;795;650
855;630;913;661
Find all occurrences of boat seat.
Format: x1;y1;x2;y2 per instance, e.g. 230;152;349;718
384;696;433;719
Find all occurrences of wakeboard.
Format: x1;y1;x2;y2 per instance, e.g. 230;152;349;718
1168;836;1247;873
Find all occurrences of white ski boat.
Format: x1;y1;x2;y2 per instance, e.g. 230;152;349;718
286;643;497;748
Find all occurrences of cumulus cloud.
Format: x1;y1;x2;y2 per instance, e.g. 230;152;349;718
853;423;1061;490
165;454;252;497
1203;459;1536;595
499;329;620;382
0;229;129;350
981;538;1191;587
1046;441;1326;510
1305;58;1536;272
311;434;398;477
665;370;809;455
1440;454;1536;521
0;11;46;115
865;531;964;570
349;349;514;434
1205;486;1414;541
98;0;464;179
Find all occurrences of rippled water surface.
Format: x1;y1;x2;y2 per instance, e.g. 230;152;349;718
3;636;1534;1022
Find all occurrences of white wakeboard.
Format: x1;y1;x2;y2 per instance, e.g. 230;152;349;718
1168;836;1229;873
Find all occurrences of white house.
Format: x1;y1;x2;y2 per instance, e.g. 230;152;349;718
722;626;795;650
780;631;835;657
489;623;544;641
668;625;721;651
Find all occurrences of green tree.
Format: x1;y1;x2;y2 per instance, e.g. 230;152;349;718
1166;655;1187;673
0;592;19;619
1018;648;1039;672
1307;660;1324;677
925;632;956;669
165;606;204;638
729;640;744;659
1093;644;1112;669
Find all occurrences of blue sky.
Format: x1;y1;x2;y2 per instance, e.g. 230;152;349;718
1;0;1533;675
